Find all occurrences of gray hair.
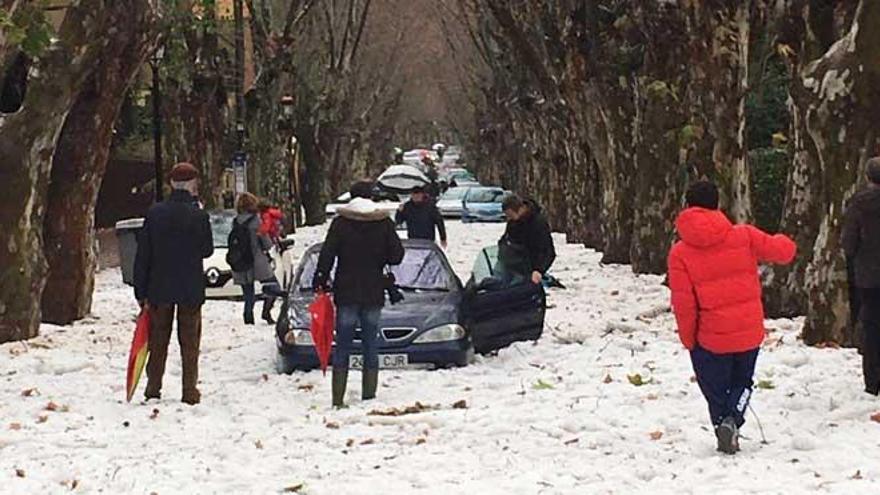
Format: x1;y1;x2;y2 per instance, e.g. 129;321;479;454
171;179;198;193
867;157;880;185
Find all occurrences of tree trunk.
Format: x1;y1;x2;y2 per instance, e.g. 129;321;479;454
794;0;880;345
40;2;158;325
0;3;112;343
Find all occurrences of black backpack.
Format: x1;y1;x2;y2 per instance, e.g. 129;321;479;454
226;217;254;272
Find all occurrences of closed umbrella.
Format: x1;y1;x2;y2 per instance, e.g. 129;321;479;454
377;164;429;194
308;291;336;375
126;308;151;402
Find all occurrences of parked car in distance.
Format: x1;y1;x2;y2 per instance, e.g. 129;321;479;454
436;187;472;218
274;239;546;373
461;187;510;223
115;210;295;300
203;210;294;298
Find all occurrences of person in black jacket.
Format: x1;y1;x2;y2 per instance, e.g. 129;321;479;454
313;181;405;408
843;157;880;395
500;195;556;285
395;186;447;248
134;163;214;405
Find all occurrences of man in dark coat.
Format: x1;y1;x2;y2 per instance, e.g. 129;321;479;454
313;181;405;408
500;195;556;285
395;186;447;248
134;162;214;405
843;157;880;396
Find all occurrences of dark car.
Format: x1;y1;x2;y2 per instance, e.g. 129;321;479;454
275;239;546;373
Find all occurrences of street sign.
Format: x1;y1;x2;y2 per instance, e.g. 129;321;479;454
233;151;247;194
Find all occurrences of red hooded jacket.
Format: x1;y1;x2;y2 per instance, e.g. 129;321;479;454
259;207;284;241
668;208;796;354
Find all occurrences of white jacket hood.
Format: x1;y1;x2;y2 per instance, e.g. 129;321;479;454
337;197;392;222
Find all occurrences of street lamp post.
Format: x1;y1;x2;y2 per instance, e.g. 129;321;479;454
150;45;165;203
280;95;299;230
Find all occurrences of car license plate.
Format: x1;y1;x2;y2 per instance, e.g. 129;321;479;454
349;354;409;369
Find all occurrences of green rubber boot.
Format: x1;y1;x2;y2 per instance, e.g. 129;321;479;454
362;369;379;401
332;366;348;408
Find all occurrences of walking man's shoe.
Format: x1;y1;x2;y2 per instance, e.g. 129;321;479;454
715;416;739;455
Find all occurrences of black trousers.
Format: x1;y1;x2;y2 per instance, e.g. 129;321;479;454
861;289;880;394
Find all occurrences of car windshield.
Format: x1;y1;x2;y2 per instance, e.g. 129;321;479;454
440;188;468;201
296;247;452;292
467;189;505;203
210;213;234;248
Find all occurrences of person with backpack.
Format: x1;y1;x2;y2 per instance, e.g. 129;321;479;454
668;181;796;454
313;180;404;408
134;162;214;405
228;192;274;325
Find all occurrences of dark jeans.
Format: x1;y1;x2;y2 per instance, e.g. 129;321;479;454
241;283;256;321
690;345;759;427
145;304;202;398
861;288;880;394
334;304;382;370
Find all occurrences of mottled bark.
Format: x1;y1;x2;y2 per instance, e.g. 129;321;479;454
794;0;880;345
41;1;158;325
0;3;112;343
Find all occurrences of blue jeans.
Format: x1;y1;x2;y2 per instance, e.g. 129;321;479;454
334;305;382;370
690;346;759;427
241;283;256;321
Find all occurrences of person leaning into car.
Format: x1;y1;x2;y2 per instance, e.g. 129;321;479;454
134;163;214;405
313;180;405;408
500;194;556;285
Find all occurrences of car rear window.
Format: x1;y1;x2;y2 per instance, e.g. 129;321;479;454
296;247;453;291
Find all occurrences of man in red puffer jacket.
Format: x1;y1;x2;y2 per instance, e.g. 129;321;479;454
668;181;796;455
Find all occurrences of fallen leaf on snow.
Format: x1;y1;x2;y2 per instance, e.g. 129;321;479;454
9;422;21;431
851;470;863;480
627;374;652;386
368;402;439;417
36;415;48;424
149;408;160;420
602;374;613;384
416;438;426;445
283;483;305;493
15;468;26;478
646;393;659;400
21;388;39;397
870;412;880;423
650;431;663;441
346;439;354;447
360;439;375;445
532;379;555;390
325;421;340;429
564;438;579;446
297;384;315;392
756;379;775;390
255;440;264;450
452;399;468;409
45;401;59;412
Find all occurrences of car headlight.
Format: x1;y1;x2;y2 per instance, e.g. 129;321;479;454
413;324;466;344
284;329;314;346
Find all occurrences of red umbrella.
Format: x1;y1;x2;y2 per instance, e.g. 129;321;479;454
126;308;151;402
308;292;336;375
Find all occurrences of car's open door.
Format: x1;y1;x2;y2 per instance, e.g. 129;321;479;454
462;246;546;354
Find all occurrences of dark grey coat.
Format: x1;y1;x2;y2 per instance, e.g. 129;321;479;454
843;186;880;289
232;213;274;285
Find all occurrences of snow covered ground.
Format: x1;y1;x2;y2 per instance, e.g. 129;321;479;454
2;222;879;494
